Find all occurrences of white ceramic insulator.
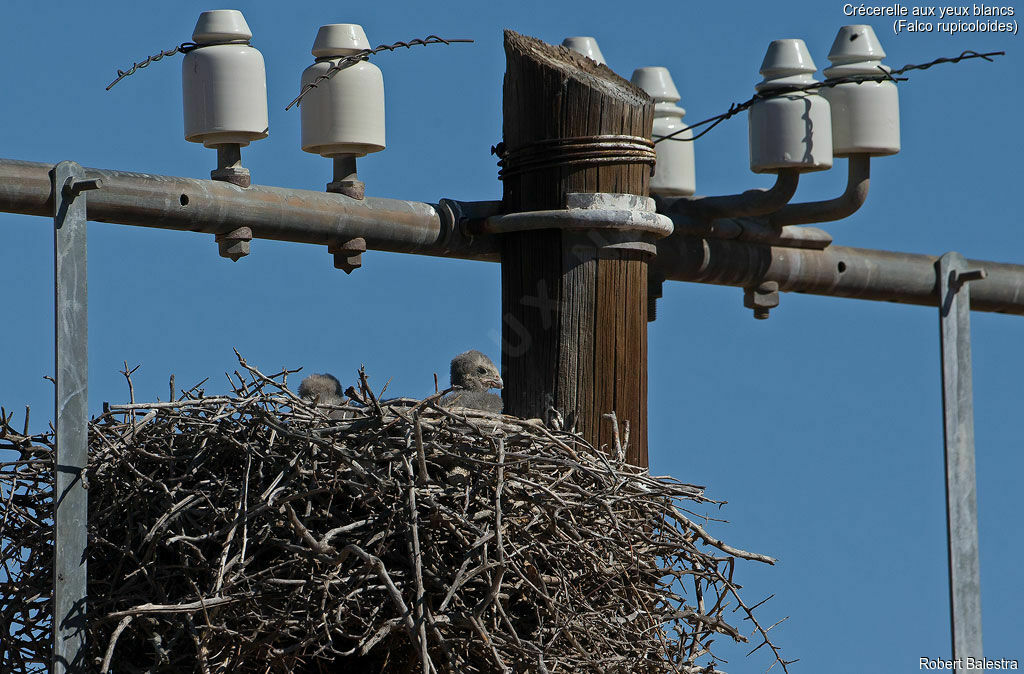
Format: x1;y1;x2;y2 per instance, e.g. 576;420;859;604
300;24;385;158
749;39;833;174
821;25;900;157
562;37;606;65
182;10;269;148
631;67;695;197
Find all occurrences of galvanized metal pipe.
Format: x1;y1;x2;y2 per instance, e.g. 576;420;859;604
659;168;800;221
3;157;1024;315
662;210;834;251
937;252;985;662
0;158;498;260
654;234;1024;315
768;155;871;226
52;161;91;673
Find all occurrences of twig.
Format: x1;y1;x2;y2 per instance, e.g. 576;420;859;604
0;353;789;673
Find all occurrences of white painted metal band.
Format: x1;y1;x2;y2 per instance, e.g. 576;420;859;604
480;192;673;239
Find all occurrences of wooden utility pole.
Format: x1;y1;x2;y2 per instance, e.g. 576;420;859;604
499;31;654;466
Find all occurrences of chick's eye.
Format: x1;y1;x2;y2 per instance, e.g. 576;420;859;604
477;366;487;374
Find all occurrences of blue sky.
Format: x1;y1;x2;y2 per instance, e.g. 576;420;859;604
1;1;1021;671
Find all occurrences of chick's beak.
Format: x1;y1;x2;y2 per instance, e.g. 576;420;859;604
484;375;504;390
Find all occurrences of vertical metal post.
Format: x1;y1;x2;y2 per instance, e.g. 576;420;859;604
937;251;985;663
52;161;99;673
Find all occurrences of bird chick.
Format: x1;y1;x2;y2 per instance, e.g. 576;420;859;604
298;373;343;403
441;350;503;413
298;372;348;419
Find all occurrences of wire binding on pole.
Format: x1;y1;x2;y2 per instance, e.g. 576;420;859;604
494;135;657;180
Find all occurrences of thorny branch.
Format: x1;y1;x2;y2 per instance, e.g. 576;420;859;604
1;356;789;672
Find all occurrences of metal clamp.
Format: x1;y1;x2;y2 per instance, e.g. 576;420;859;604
436;198;502;261
657;194;834;252
476;192;674;256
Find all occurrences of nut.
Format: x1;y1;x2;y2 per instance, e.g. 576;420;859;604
329;237;367;274
215;226;253;262
743;281;779;320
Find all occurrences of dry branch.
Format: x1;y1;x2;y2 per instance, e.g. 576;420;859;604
0;357;790;672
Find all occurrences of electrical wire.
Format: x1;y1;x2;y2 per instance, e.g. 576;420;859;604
654;50;1004;144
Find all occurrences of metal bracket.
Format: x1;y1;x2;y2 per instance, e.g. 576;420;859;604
937;251;985;663
659;169;799;221
477;192;674;256
326;155;365;200
658;155;869;248
731;220;832;250
210;144;251;188
52;160;94;673
768;155;871;227
658;200;833;251
327;179;366;200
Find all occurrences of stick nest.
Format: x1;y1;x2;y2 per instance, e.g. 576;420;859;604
1;356;791;673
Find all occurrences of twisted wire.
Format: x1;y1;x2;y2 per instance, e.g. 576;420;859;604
106;34;472;97
106;41;234;90
284;35;474;110
655;50;1004;144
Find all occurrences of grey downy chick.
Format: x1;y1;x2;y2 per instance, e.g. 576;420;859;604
298;373;349;420
441;350;503;413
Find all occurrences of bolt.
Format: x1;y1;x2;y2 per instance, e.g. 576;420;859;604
211;167;251;188
215;226;253;262
211;144;251;188
327;155;365;199
744;280;779;320
647;277;664;323
62;177;103;198
327;179;366;199
956;269;987;284
329;237;366;274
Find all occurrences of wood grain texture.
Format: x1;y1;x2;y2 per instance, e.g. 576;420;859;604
499;31;652;466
